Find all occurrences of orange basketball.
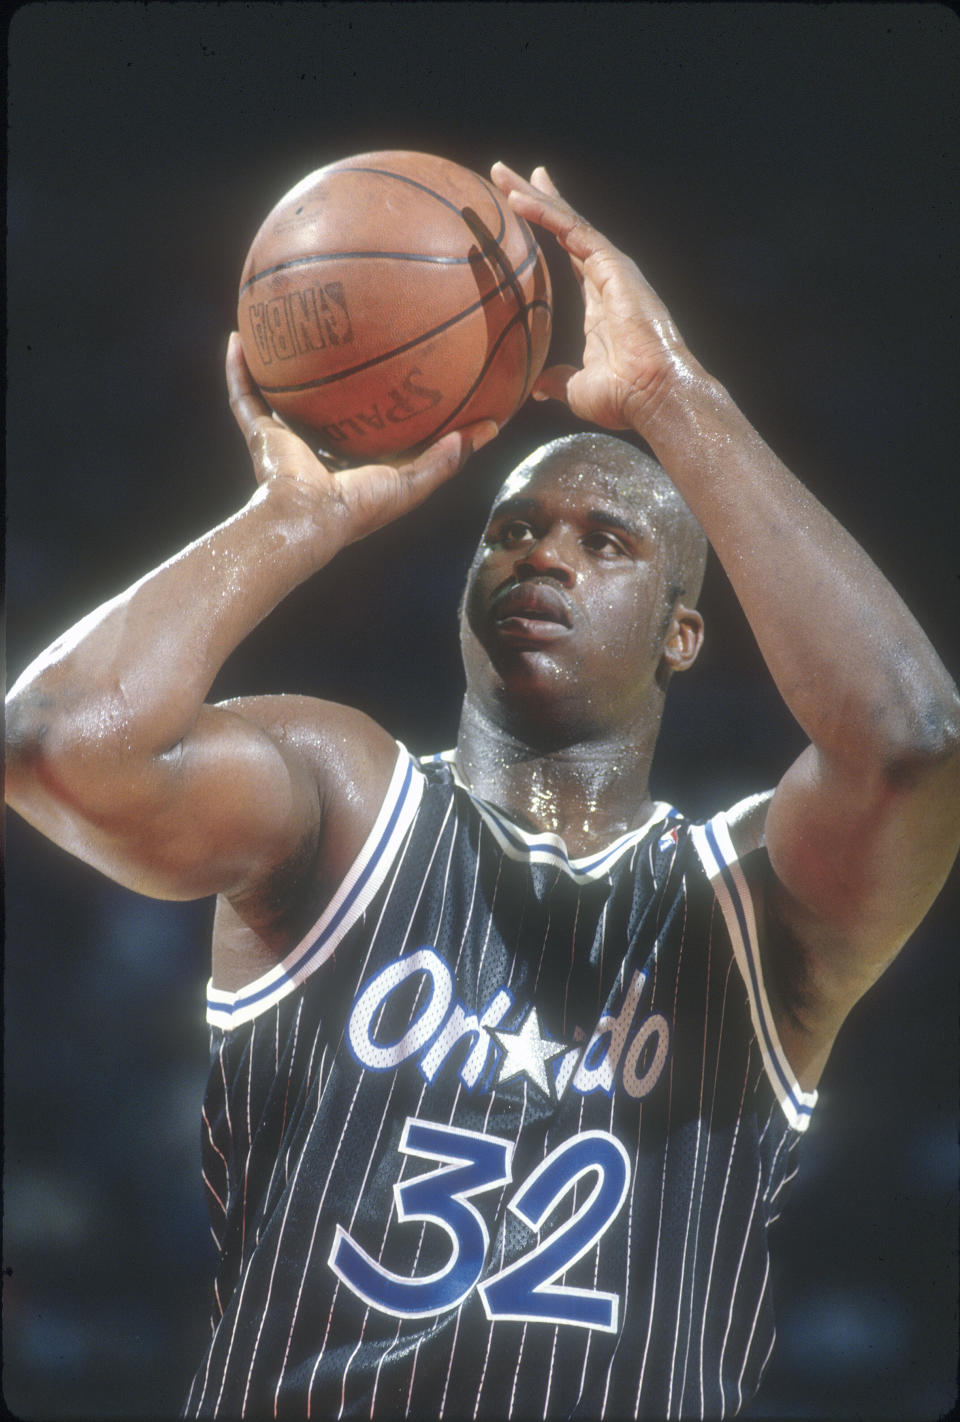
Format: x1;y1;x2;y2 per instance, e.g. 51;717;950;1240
237;151;553;461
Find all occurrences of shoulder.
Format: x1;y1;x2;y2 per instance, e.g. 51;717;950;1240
675;790;773;891
218;695;400;839
218;693;397;782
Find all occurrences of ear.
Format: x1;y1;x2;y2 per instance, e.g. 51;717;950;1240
661;604;704;674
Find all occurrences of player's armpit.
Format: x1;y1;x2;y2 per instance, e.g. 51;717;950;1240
758;736;960;1065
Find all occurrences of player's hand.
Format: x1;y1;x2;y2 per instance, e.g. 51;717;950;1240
491;163;692;433
225;333;498;542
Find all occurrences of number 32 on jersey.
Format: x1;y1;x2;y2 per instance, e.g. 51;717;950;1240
329;1118;632;1332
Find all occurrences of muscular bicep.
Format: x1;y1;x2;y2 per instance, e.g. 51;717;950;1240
761;739;960;1024
6;700;320;901
134;701;329;899
9;693;398;906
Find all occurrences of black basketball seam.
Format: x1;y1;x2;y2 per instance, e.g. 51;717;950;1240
240;165;506;295
460;185;536;409
486;181;538;398
330;164;507;245
411;297;553;450
254;243;541;396
240;250;475;297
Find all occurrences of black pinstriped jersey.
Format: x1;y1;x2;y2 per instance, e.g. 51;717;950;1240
185;746;816;1420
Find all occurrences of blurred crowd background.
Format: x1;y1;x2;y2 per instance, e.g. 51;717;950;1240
5;5;958;1418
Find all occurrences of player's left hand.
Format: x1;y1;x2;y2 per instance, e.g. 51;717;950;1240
491;162;692;434
226;333;498;543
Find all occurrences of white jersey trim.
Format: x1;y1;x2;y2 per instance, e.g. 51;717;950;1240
206;743;425;1030
427;750;678;885
691;803;817;1132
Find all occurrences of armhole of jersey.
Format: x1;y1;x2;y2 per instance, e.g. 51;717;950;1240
206;743;424;1030
690;807;817;1133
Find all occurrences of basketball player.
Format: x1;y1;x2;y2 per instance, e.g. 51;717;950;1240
7;164;959;1418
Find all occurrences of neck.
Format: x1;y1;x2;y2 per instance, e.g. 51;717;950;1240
454;700;661;856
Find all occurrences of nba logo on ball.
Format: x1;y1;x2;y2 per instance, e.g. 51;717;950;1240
237;151;553;460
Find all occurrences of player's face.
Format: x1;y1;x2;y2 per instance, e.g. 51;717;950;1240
460;450;689;741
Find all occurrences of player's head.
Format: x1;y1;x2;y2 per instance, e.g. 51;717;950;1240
459;433;707;746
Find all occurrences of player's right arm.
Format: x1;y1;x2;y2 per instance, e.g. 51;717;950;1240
5;336;496;908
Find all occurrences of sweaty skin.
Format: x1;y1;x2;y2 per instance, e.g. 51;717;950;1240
6;165;960;1098
455;441;705;850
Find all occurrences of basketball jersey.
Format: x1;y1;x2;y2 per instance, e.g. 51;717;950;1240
185;746;816;1420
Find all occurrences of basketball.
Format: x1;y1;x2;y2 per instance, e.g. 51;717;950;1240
237;151;553;461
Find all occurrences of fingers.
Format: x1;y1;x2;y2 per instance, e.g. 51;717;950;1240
225;332;276;440
336;419;501;539
225;324;499;520
397;419;499;499
226;332;325;485
490;161;610;265
529;165;561;198
530;364;579;406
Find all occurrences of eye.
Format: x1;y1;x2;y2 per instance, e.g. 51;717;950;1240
494;520;535;548
582;530;630;558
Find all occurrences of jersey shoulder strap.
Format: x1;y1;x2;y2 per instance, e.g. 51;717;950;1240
207;743;424;1029
690;797;818;1132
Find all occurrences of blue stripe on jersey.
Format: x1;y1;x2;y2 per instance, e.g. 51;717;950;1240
207;749;423;1028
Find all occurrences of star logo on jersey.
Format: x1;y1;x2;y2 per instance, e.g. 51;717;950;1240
489;1008;570;1101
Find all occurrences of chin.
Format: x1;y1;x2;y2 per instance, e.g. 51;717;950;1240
490;680;605;751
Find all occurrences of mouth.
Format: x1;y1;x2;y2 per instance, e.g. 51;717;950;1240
490;581;572;643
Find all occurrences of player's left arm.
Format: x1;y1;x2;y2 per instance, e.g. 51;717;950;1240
494;162;960;1088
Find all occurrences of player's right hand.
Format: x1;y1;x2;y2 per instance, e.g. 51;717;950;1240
490;164;692;436
225;333;498;543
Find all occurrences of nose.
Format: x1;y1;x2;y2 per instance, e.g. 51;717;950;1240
514;525;576;587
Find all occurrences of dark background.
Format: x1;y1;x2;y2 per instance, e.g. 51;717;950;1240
4;4;958;1418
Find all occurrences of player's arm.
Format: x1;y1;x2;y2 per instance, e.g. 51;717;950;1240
5;336;496;905
494;163;960;1084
